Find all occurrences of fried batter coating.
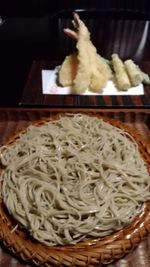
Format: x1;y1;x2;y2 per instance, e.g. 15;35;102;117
59;13;112;94
59;54;78;87
112;54;131;90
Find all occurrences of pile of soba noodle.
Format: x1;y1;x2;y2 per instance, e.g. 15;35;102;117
0;114;150;246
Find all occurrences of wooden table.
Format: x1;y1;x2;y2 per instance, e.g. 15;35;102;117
0;107;150;267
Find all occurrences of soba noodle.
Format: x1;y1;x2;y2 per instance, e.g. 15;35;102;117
0;114;150;246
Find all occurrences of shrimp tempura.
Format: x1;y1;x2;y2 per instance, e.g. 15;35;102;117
59;13;112;93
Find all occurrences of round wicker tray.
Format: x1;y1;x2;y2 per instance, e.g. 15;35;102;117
0;113;150;267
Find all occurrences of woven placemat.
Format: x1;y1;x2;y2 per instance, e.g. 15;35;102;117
0;113;150;267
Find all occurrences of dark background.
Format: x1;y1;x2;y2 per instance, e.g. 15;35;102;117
0;0;150;106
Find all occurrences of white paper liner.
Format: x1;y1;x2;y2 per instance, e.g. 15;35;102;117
42;69;144;96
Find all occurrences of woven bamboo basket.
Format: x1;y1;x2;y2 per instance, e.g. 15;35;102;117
0;113;150;267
